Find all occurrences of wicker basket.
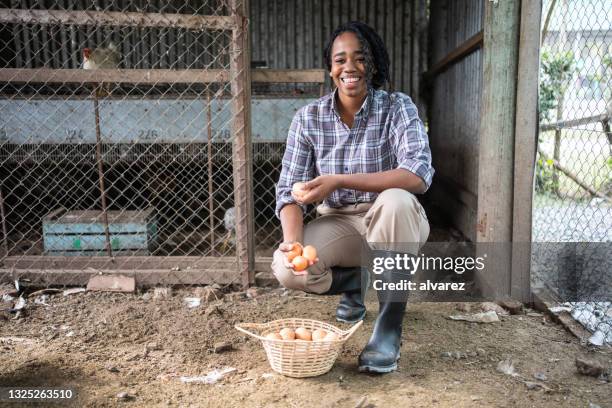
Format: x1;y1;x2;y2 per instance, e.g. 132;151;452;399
235;318;363;378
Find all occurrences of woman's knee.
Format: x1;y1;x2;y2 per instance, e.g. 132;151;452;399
271;250;307;291
376;188;419;214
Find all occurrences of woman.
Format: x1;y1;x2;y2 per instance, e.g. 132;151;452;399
272;21;433;373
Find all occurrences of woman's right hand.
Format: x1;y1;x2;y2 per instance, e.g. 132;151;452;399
277;242;318;276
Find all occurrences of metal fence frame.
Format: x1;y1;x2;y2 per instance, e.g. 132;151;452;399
0;2;325;289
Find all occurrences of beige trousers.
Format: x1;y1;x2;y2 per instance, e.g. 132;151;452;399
272;188;430;294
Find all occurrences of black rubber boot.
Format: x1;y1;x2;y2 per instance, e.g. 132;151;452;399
324;266;366;323
358;250;411;373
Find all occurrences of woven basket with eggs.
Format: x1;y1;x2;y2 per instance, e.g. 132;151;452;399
235;318;362;378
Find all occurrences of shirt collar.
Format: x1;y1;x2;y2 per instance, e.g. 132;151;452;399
330;87;373;120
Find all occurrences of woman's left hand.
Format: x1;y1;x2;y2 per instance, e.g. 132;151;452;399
292;175;341;205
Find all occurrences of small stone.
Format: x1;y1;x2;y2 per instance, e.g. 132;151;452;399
470;396;481;401
440;351;453;359
141;292;152;301
105;365;119;373
476;348;486;356
498;299;523;315
213;341;232;353
153;287;172;300
534;372;547;381
468;351;478;358
116;391;130;400
576;357;606;378
246;287;262;299
525;381;542;390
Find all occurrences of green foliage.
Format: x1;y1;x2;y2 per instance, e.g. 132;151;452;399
539;50;575;122
535;156;559;195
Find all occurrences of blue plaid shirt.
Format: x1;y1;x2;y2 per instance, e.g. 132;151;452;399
275;88;434;219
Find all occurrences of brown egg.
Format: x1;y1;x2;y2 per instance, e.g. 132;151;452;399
295;327;312;341
302;245;317;262
312;329;327;341
292;256;309;272
323;332;339;341
285;242;303;262
265;332;283;340
292;182;307;199
279;327;295;340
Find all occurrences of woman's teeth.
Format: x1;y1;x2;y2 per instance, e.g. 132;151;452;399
342;77;360;83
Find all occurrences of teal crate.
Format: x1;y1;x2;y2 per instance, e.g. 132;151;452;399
43;208;157;256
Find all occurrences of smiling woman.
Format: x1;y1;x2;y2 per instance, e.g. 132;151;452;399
272;21;434;374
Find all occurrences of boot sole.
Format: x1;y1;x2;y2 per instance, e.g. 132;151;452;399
358;353;400;374
336;309;366;324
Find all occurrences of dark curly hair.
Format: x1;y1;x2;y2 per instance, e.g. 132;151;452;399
323;21;390;89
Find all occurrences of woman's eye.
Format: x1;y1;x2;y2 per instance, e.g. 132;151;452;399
335;60;344;64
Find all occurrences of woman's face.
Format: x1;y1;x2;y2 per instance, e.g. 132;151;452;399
330;32;368;100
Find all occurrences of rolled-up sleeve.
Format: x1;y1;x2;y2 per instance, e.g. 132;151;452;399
275;108;315;219
390;97;435;191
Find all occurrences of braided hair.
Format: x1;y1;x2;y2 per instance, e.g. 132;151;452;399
323;21;390;89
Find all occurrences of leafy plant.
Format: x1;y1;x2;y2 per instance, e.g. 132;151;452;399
539;50;575;122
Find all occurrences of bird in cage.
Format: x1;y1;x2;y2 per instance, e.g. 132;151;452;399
82;43;121;69
221;206;236;253
82;43;121;97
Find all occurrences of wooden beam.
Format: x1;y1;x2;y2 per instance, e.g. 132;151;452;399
540;113;609;132
251;69;325;83
0;68;325;84
1;255;272;272
476;0;521;298
512;0;542;304
0;68;229;84
427;30;483;78
0;268;240;286
229;0;255;288
0;8;236;30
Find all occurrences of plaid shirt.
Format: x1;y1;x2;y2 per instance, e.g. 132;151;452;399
275;88;434;219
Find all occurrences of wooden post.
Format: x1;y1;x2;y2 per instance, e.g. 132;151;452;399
206;91;215;255
229;0;254;288
476;0;521;300
512;0;542;304
93;87;113;258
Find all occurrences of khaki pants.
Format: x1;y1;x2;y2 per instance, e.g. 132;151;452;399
272;188;430;294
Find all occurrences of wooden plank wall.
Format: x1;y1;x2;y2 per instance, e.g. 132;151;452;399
427;0;484;242
249;0;425;108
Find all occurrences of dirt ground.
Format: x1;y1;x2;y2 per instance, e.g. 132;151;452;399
1;285;611;408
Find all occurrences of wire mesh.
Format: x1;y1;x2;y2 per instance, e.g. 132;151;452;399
533;0;611;345
0;0;258;288
250;82;322;257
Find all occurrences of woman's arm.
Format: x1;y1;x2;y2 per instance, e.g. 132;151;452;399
293;169;425;205
337;168;426;194
279;203;304;243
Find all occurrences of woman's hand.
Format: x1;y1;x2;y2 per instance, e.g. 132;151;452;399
292;175;341;205
277;242;318;276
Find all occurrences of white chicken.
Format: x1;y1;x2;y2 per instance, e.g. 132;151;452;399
221;206;236;253
82;43;121;69
82;43;121;97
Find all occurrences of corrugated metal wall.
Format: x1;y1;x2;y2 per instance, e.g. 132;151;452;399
428;0;484;241
249;0;427;106
2;0;229;70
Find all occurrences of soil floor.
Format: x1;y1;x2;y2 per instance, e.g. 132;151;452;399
1;285;611;408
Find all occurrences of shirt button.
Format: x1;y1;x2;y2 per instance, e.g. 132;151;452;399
344;166;348;171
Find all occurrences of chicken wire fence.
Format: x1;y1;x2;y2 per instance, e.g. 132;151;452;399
532;0;611;345
0;0;269;288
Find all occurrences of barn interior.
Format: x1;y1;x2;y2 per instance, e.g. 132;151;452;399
0;0;528;300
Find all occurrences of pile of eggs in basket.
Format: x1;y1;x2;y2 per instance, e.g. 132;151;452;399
265;327;339;342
